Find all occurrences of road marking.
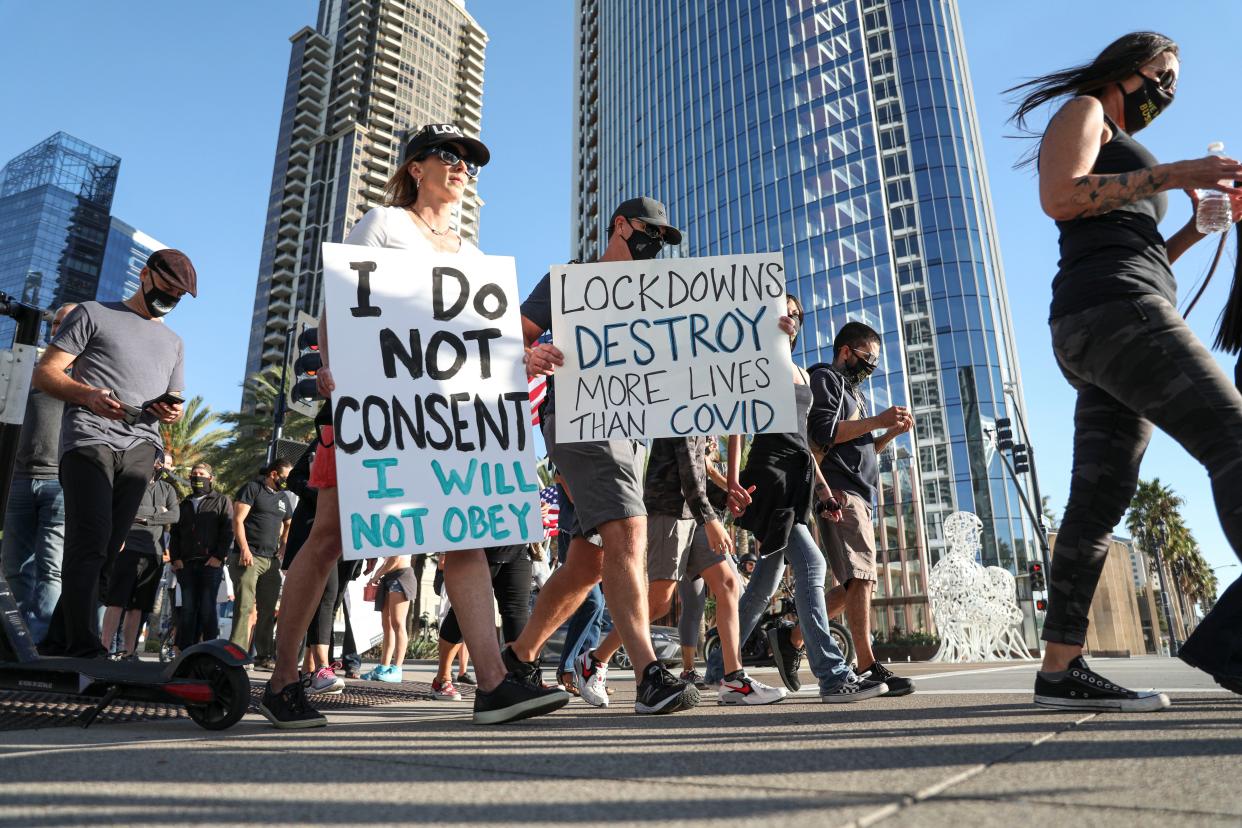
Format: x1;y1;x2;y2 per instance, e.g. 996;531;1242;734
845;713;1098;828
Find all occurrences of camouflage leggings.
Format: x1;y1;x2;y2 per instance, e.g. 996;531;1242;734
1047;294;1242;646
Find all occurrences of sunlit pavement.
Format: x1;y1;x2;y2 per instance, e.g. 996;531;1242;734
0;656;1236;827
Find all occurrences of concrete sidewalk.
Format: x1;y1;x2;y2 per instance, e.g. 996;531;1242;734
0;657;1237;827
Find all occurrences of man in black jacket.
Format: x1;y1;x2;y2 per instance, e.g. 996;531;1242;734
100;454;180;657
169;462;233;650
807;321;915;696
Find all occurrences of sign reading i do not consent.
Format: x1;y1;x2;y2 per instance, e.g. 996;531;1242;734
550;253;798;442
321;243;542;560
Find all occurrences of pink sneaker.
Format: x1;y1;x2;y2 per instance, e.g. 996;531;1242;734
305;665;345;695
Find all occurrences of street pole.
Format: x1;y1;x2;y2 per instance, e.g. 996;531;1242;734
267;326;295;466
1004;384;1052;576
1153;519;1180;656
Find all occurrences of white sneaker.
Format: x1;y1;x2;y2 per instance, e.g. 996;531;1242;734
718;672;788;706
305;665;345;695
575;650;610;708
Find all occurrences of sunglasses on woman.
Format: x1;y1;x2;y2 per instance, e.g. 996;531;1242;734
420;147;479;178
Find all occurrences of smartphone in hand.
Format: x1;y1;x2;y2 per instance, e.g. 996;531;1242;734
142;391;185;410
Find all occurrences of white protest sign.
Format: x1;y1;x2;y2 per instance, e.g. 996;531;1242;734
549;253;798;442
321;243;542;560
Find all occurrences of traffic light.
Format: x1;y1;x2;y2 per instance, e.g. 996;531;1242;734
1035;598;1047;612
292;325;321;404
1012;443;1030;474
995;417;1014;451
1029;561;1046;592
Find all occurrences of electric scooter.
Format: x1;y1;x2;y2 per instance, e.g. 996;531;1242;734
0;293;251;730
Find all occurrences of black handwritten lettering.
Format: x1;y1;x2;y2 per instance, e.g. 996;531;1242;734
350;261;381;317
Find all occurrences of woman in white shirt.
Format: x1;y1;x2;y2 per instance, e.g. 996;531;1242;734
261;124;569;728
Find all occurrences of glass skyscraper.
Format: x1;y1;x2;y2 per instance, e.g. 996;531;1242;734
0;132;119;342
573;0;1036;635
97;217;166;302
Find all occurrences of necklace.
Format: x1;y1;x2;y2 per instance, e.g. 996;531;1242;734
411;208;452;237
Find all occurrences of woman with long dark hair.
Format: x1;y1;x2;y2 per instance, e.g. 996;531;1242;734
1010;32;1242;710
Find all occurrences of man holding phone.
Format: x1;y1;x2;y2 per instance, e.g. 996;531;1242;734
33;249;195;658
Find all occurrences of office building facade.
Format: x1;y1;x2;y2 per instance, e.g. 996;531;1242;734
0;132;119;341
573;0;1036;635
243;0;487;385
97;217;166;302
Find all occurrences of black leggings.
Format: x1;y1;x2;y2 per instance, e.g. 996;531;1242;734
440;550;532;645
307;560;339;646
1047;295;1242;645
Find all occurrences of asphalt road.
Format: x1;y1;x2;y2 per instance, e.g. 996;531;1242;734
0;656;1237;827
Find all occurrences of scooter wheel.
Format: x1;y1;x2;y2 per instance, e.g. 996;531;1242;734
178;654;251;730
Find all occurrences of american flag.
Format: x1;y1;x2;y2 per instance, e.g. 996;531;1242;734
528;331;553;427
529;374;547;427
539;486;560;538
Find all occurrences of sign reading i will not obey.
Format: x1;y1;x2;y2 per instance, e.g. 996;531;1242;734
550;253;798;442
321;243;542;560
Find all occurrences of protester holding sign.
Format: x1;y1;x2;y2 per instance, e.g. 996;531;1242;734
260;124;568;728
499;197;704;714
713;297;890;703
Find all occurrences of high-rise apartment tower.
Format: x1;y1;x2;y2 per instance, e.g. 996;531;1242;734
244;0;487;383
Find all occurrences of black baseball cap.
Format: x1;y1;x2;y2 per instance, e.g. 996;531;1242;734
146;249;198;297
610;197;682;245
402;123;490;167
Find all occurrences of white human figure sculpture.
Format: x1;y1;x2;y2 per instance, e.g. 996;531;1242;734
929;511;1033;662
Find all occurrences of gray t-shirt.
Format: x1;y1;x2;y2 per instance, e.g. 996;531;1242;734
50;301;185;454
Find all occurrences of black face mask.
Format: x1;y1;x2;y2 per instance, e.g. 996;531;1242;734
1118;75;1174;133
624;227;663;260
143;284;181;318
191;478;213;495
842;353;878;385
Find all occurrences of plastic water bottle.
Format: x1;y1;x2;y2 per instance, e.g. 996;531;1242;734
1196;142;1233;234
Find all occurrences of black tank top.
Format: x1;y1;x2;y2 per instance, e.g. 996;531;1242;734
1049;114;1175;319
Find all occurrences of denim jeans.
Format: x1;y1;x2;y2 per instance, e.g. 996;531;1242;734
557;584;606;675
0;477;66;644
706;525;851;692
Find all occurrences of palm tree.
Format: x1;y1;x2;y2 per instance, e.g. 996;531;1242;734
207;370;316;496
160;395;228;477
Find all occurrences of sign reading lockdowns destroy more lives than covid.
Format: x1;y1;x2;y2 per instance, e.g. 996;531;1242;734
321;243;542;560
549;253;798;442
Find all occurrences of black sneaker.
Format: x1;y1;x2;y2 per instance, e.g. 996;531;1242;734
679;669;707;690
820;671;888;703
260;680;328;729
1034;656;1169;712
766;624;803;693
501;645;545;691
636;663;701;714
456;672;477;686
861;661;915;696
473;674;570;725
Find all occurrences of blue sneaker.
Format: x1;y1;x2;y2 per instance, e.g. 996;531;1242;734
378;664;402;683
361;665;383;681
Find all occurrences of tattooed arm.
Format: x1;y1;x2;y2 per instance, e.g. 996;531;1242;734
1039;96;1242;222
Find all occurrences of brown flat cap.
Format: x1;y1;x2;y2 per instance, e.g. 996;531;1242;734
147;249;198;297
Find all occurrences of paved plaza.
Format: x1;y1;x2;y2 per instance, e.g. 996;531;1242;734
0;656;1237;826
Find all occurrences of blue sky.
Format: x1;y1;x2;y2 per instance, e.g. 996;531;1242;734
1;1;1239;580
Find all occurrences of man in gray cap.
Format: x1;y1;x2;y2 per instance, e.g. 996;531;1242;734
499;197;706;715
34;249;195;657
